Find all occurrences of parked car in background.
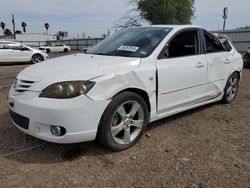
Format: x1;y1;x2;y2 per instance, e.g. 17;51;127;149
39;44;71;53
8;25;243;151
243;48;250;68
0;41;48;64
81;47;88;53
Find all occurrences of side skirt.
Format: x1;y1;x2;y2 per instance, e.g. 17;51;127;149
150;93;223;123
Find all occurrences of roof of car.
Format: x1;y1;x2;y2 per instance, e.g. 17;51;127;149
150;25;202;29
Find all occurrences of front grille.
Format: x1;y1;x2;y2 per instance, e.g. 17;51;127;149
14;79;35;92
9;110;29;130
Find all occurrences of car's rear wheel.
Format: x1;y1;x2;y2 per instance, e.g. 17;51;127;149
46;49;51;54
31;54;44;64
222;72;240;104
98;92;149;151
64;48;69;53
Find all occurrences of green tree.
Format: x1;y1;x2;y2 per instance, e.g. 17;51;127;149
0;22;6;33
15;30;22;34
137;0;195;24
116;0;195;28
21;22;27;33
44;23;50;34
4;29;12;36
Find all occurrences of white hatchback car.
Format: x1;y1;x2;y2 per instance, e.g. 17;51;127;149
0;41;48;64
8;25;243;150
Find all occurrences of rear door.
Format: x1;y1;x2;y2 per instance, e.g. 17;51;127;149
202;31;232;93
156;28;209;113
5;43;31;62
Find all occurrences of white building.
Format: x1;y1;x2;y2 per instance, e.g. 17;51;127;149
0;33;58;46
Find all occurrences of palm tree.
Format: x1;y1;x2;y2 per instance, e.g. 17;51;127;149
4;29;12;36
21;22;27;33
44;23;49;34
0;22;6;34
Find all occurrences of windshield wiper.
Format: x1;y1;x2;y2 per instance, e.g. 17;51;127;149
90;52;113;56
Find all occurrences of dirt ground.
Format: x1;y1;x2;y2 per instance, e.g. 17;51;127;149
0;53;249;188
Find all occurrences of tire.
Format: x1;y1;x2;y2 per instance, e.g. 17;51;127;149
222;72;240;104
244;62;249;68
243;55;250;68
31;54;44;64
64;48;69;53
97;91;149;151
46;49;51;54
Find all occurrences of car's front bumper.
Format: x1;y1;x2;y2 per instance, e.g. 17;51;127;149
8;87;110;144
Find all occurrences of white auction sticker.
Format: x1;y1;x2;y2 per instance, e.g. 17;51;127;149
117;46;139;52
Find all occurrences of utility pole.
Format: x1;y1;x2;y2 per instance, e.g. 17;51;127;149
223;7;228;31
108;28;110;36
12;14;16;39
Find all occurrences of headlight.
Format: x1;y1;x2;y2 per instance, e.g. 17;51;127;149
39;81;95;99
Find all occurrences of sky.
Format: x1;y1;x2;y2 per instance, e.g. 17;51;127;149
0;0;250;38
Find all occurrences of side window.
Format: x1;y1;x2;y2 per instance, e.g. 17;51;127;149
161;30;199;59
204;32;225;53
5;43;22;50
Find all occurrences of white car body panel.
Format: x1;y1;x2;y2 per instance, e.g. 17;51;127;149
8;25;243;144
20;54;141;92
156;54;210;113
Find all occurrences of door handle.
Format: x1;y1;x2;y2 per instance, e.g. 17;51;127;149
196;62;205;68
224;59;231;64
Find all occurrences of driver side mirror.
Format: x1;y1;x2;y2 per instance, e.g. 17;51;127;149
158;44;170;59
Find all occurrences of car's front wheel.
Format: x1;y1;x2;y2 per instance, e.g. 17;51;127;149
31;54;44;64
98;92;149;151
222;72;240;104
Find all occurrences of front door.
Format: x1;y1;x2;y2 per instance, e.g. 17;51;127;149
156;29;209;113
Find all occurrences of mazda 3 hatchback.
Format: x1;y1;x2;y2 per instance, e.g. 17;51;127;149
8;25;243;150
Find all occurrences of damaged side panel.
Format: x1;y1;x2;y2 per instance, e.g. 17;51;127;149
87;62;158;121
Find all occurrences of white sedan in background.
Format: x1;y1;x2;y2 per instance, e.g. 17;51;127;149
8;25;243;151
0;41;48;64
39;44;71;53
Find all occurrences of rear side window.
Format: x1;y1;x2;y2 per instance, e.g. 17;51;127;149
223;40;232;52
204;32;225;53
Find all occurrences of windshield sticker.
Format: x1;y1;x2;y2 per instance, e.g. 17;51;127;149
117;46;139;52
140;50;147;55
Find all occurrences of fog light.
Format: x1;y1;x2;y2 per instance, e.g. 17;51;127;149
51;126;66;136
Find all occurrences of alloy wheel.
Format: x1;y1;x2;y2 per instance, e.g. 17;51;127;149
111;100;144;145
32;55;43;63
225;74;239;102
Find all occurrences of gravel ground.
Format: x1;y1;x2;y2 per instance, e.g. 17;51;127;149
0;54;249;188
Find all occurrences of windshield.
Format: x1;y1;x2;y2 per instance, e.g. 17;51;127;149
87;27;171;58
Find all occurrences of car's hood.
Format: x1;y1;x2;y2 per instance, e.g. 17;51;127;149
17;53;141;91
